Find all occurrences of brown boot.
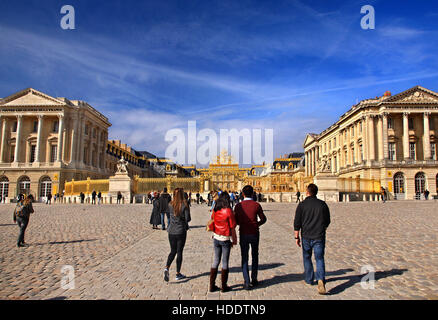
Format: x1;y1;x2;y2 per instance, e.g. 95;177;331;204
209;268;219;292
221;269;231;292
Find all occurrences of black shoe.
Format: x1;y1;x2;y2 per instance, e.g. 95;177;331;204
243;282;251;291
251;280;259;287
17;243;25;247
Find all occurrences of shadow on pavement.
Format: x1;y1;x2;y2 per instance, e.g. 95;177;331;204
174;263;285;284
0;223;16;227
327;268;408;295
33;239;99;246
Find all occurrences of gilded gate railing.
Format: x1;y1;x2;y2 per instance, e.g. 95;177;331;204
64;178;109;196
133;176;202;194
338;177;381;193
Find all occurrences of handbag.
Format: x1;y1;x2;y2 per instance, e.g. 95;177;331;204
206;211;215;232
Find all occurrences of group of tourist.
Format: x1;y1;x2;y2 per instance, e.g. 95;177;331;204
153;183;330;295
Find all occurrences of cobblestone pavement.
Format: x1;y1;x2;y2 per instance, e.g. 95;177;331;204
1;201;437;300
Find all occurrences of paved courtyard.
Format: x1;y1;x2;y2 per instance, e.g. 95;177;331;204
0;201;437;300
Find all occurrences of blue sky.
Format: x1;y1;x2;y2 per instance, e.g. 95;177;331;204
1;0;438;165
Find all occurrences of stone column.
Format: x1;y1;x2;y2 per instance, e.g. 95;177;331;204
403;112;410;159
0;117;7;163
382;113;389;160
368;115;375;162
78;115;84;164
35;115;44;163
305;151;309;176
70;116;79;164
57;115;64;162
423;112;431;160
14;115;23;163
377;115;383;161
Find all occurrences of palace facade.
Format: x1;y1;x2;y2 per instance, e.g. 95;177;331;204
304;86;438;200
0;88;111;202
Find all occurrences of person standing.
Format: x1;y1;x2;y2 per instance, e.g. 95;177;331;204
97;191;102;204
188;192;192;207
380;187;386;203
14;194;34;247
229;191;236;208
46;193;52;205
296;191;301;203
424;189;430;200
234;185;267;290
209;196;237;292
80;192;85;204
196;192;200;204
117;191;122;204
92;190;97;204
294;183;331;295
150;192;161;229
159;188;172;230
164;188;191;282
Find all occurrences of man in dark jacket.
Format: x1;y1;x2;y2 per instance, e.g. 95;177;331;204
235;185;267;290
159;188;172;230
294;183;330;295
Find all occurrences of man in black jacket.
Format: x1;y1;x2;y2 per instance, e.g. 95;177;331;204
159;188;172;230
294;183;330;295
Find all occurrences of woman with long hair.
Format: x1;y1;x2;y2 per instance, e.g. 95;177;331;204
209;194;237;292
164;188;191;282
14;194;34;247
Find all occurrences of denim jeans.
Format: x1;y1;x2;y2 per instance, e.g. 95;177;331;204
212;239;232;270
240;233;259;284
302;238;326;284
16;216;29;245
161;212;170;230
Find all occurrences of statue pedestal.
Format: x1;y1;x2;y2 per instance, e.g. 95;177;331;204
108;172;132;204
313;172;339;202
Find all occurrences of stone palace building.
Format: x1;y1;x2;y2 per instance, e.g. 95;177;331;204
303;86;438;200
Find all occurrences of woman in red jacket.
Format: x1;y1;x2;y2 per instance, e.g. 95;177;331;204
209;193;237;292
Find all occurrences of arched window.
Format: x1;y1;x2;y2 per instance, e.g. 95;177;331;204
393;172;405;200
18;176;31;195
415;172;426;195
0;176;9;200
40;176;52;198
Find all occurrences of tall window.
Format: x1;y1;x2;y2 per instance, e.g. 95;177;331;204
10;146;15;162
415;172;426;195
344;150;348;165
388;117;394;129
328;141;331;150
351;126;355;137
33;121;38;133
334;137;336;147
0;176;9;199
408;118;414;130
18;176;31;195
431;143;437;160
333;156;337;172
352;147;356;163
409;142;416;159
12;121;17;132
40;177;52;198
85;124;89;135
389;143;396;160
53;120;59;132
30;145;36;162
359;144;363;162
359;121;363;134
50;145;57;162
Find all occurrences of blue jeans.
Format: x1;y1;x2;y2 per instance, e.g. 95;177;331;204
212;239;232;270
16;216;29;245
161;212;170;230
302;238;326;284
240;233;259;284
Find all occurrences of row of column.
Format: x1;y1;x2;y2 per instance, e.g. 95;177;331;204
0;114;64;164
305;146;319;176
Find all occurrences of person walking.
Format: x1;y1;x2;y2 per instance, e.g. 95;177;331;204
159;188;172;230
150;192;161;229
296;191;301;203
293;183;331;295
209;196;237;292
164;188;191;282
196;192;200;205
92;190;97;204
14;194;34;247
234;185;267;290
97;191;102;204
80;192;85;204
380;187;386;203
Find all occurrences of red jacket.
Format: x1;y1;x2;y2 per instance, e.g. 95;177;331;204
212;208;236;237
